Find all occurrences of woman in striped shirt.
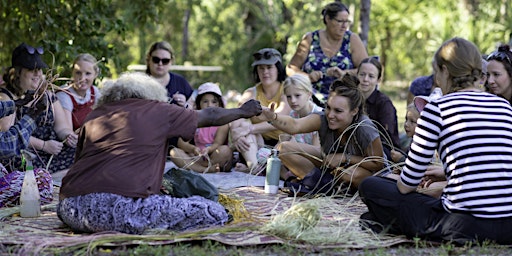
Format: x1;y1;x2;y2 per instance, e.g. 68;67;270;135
359;37;512;245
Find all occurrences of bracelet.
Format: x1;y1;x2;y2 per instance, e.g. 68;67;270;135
41;141;46;151
343;153;351;168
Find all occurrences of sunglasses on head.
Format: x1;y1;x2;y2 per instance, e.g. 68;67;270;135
253;51;279;61
24;44;44;55
487;50;512;65
151;56;171;65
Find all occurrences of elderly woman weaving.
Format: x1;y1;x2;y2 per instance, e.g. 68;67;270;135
58;72;262;234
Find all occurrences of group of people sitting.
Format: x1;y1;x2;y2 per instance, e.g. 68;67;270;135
2;0;512;246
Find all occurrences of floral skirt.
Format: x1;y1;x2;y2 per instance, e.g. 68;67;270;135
0;166;54;208
57;193;228;234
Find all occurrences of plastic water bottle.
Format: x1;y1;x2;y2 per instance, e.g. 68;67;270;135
265;149;281;194
20;157;41;218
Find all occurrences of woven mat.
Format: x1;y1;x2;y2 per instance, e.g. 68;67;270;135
0;185;410;253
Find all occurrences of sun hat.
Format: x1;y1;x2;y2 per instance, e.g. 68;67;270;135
196;82;227;108
11;43;48;69
413;87;443;112
251;48;282;67
197;82;222;98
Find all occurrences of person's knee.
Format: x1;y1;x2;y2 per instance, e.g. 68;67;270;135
358;176;381;196
275;141;293;153
215;145;232;159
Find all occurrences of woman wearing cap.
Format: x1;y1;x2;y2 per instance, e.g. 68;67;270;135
170;82;233;173
56;53;102;132
229;48;291;173
359;38;512;245
286;1;368;106
0;43;77;173
486;44;512;104
145;41;193;108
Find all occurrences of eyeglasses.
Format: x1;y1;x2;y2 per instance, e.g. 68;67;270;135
24;44;44;55
332;17;351;25
253;51;280;61
151;56;171;65
487;50;512;65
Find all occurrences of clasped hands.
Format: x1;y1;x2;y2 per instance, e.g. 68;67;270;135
308;67;345;83
418;165;446;189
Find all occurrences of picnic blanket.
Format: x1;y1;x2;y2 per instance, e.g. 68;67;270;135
0;172;410;254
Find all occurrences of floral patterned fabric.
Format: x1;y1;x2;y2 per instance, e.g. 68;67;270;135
302;30;354;102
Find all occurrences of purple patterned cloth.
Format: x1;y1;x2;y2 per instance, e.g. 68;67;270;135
0;164;53;208
57;193;228;234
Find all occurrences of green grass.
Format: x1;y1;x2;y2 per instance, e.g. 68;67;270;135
77;240;511;255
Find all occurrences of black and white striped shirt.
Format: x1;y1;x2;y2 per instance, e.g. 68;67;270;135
401;91;512;218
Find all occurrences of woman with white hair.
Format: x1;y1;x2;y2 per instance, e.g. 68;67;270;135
57;72;262;234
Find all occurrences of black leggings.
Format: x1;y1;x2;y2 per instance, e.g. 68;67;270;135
359;176;512;245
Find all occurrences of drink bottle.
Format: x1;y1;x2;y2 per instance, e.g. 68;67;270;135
20;152;41;218
265;149;281;194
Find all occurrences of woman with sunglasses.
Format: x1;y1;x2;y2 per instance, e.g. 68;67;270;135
0;43;77;173
229;48;291;173
56;53;101;132
359;37;512;245
286;1;368;106
145;41;193;108
486;44;512;104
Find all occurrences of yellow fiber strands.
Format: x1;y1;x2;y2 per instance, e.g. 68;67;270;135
261;200;321;239
218;193;252;223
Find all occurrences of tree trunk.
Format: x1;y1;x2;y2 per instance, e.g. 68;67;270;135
359;0;371;48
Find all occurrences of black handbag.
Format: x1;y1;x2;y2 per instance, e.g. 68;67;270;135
161;167;219;201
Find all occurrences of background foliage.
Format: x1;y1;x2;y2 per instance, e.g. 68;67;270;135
1;0;511;91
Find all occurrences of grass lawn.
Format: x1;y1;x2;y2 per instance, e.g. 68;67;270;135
80;240;512;255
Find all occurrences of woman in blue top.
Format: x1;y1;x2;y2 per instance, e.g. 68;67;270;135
145;41;193;108
286;1;368;105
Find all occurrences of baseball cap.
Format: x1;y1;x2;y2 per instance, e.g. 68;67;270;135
251;48;282;67
11;43;48;70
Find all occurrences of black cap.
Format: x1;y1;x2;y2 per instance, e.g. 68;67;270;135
11;43;48;69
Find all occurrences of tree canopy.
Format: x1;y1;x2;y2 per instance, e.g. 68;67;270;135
1;0;510;91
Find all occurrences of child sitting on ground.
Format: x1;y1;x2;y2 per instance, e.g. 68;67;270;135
389;88;445;198
169;82;232;173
